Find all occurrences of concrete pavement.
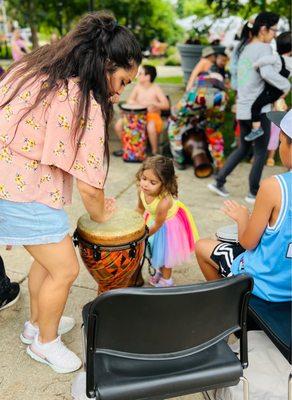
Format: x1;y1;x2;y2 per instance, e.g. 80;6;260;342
0;81;284;399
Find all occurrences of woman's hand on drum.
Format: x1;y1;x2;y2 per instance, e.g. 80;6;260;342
105;197;116;212
100;197;116;222
222;200;249;225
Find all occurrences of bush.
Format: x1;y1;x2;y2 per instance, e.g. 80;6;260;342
0;43;12;60
165;46;177;57
165;55;181;66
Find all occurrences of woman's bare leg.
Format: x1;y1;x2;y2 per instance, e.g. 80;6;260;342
28;260;48;324
161;266;172;280
24;235;79;343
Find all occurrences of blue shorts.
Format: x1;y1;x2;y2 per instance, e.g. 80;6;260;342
0;200;70;245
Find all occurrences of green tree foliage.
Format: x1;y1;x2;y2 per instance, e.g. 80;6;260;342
176;0;212;18
6;0;183;50
95;0;183;48
6;0;89;47
206;0;290;20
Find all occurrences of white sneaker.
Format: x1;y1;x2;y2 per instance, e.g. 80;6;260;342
154;278;174;287
20;316;75;344
27;334;82;373
207;182;229;198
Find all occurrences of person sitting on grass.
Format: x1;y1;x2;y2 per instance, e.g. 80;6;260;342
196;109;292;302
113;65;169;156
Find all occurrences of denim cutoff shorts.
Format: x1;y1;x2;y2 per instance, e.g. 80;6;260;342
0;199;70;245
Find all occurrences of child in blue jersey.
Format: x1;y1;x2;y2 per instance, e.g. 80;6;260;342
195;109;292;302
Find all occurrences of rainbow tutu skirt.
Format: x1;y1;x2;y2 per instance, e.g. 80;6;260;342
145;201;199;269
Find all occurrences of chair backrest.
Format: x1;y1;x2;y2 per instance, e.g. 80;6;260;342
86;274;253;361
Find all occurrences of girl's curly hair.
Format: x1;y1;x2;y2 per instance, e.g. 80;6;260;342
136;155;178;197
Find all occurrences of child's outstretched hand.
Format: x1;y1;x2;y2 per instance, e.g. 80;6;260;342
6;245;12;251
222;200;249;224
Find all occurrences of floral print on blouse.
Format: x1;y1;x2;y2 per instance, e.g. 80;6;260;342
0;75;106;209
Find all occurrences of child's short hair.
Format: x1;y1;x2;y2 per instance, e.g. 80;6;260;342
276;32;292;55
142;65;157;82
136;155;178;197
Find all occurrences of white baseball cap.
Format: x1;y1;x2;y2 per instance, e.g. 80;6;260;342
267;110;292;139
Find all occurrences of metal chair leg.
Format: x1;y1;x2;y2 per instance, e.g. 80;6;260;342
240;376;249;400
202;391;213;400
288;373;292;400
81;324;87;370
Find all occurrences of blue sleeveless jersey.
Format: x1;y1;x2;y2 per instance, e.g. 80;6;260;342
231;171;292;302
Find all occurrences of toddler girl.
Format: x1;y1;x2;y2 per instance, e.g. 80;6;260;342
136;155;199;287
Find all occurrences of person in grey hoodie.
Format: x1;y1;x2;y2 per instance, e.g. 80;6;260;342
208;12;283;204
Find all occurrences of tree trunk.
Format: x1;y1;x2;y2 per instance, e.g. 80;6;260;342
30;23;39;49
27;0;39;49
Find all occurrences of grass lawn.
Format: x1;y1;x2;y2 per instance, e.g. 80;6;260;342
156;76;183;85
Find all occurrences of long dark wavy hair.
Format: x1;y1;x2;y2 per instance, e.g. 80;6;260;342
0;11;142;175
136;155;178;198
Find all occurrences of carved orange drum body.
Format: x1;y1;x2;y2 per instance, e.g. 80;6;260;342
74;209;147;294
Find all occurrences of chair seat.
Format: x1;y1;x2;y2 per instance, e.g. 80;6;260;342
93;341;242;400
248;295;291;363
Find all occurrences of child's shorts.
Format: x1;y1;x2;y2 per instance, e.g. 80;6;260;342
210;242;245;277
0;199;70;245
146;112;163;134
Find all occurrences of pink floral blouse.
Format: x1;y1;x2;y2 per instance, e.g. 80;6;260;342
0;76;106;209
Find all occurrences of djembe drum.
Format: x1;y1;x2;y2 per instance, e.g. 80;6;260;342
216;224;238;243
73;208;148;294
119;103;147;162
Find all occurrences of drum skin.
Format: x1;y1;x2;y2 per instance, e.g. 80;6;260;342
75;209;147;293
216;224;238;243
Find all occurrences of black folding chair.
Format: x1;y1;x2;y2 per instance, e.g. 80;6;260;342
82;274;253;400
247;295;292;398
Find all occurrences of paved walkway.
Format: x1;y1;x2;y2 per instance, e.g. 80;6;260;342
0;81;284;399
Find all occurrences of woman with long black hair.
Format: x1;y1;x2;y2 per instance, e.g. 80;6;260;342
0;11;142;373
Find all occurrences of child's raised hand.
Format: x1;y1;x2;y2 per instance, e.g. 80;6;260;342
222;200;249;224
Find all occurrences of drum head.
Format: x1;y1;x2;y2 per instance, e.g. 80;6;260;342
77;208;146;246
216;224;238;243
119;102;147;113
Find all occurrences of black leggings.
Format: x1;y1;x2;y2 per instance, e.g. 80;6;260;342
216;114;270;195
251;84;283;122
0;256;5;279
0;255;10;294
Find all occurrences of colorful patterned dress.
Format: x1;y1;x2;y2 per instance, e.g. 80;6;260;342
140;191;199;269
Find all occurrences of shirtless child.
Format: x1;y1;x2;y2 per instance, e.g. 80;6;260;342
113;65;169;156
